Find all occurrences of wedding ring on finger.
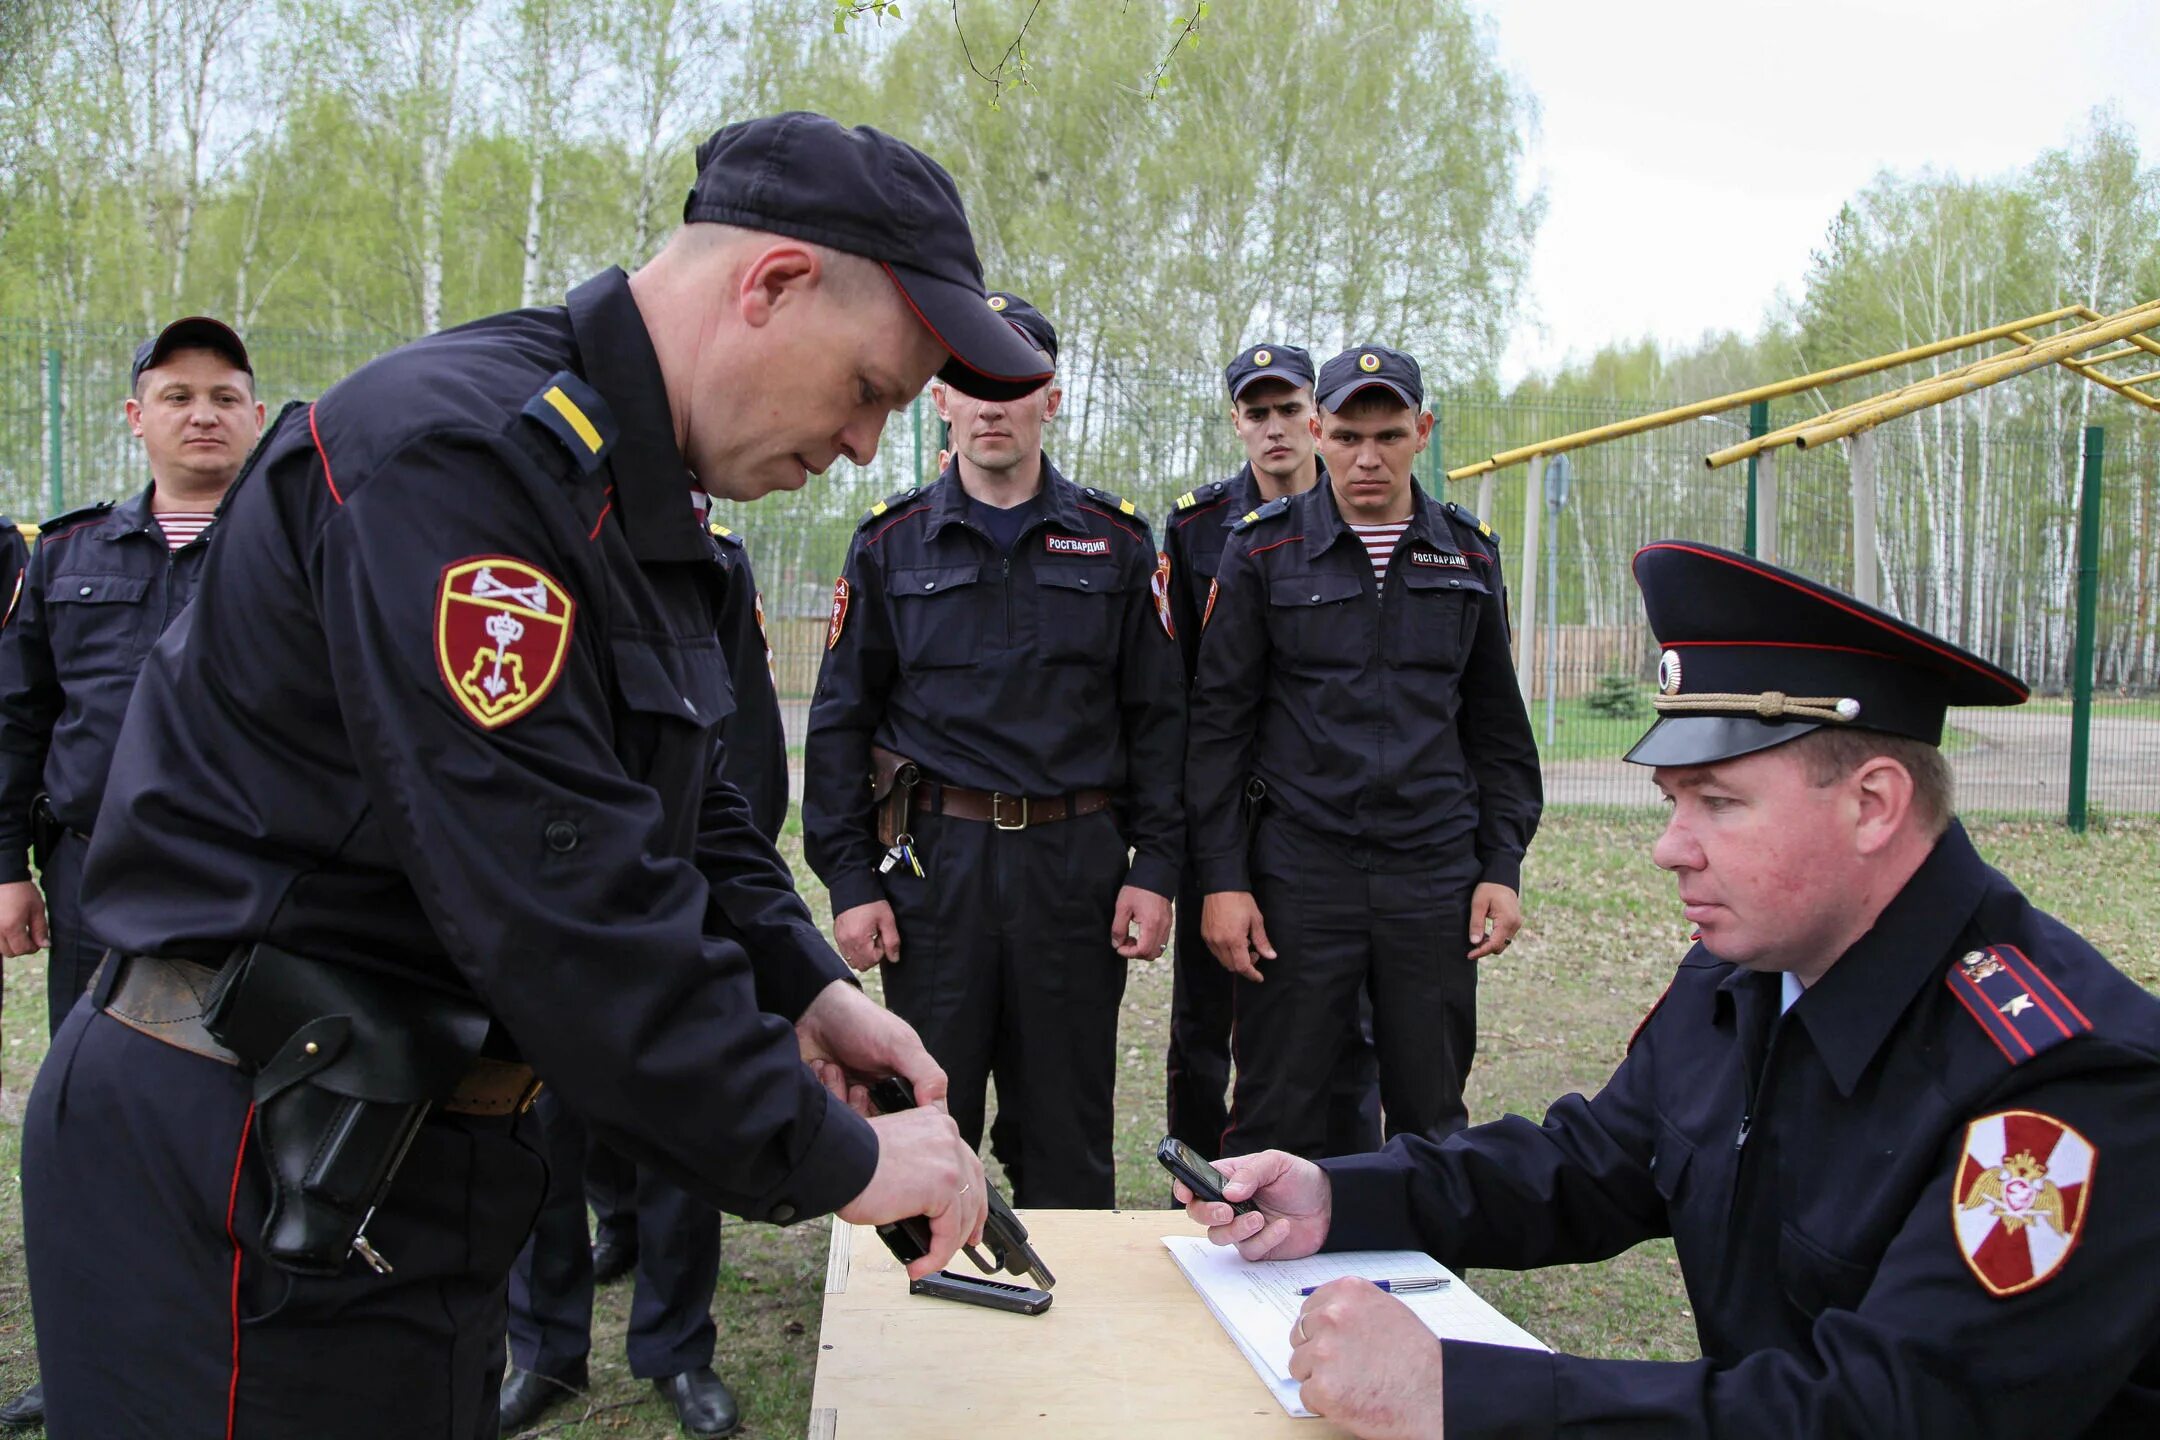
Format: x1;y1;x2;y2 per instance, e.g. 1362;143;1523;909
1296;1313;1310;1343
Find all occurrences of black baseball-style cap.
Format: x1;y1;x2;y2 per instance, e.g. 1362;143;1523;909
1316;344;1423;412
683;111;1053;401
1224;343;1314;401
132;316;252;386
1625;541;2029;768
985;291;1057;364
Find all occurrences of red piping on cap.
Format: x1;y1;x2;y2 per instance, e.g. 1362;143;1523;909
878;263;1054;387
1634;542;2027;700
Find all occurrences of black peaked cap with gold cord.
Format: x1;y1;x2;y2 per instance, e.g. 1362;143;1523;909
1625;540;2029;768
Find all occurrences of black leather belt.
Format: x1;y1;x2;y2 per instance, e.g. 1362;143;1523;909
100;954;542;1117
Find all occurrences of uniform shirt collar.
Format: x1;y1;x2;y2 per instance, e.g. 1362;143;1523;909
1300;474;1445;562
102;484;158;539
1223;463;1261;526
927;454;1081;539
1783;819;1992;1095
565;267;706;564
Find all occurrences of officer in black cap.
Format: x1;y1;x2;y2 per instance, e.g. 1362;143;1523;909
21;112;1035;1439
803;291;1187;1208
1177;542;2160;1438
1161;342;1377;1163
1187;342;1541;1160
499;514;787;1437
0;315;263;1431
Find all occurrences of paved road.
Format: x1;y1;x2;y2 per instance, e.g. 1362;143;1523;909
1541;708;2160;816
782;698;2160;817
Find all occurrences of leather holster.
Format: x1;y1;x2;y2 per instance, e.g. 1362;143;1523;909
871;746;921;848
202;943;492;1276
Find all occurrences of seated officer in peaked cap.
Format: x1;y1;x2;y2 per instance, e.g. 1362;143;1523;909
23;112;1051;1439
1176;541;2160;1438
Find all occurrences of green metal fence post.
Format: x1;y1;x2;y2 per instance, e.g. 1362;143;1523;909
46;346;64;514
1744;399;1767;556
2067;424;2103;833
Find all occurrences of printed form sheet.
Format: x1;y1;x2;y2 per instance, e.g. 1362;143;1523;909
1162;1237;1547;1418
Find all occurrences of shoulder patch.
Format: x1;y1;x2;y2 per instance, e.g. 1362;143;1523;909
435;556;576;729
1174;480;1229;513
38;500;114;535
1953;1109;2093;1296
858;486;921;529
1080;485;1139;517
1444;500;1497;543
521;371;617;474
1945;945;2094;1066
1230;495;1294;533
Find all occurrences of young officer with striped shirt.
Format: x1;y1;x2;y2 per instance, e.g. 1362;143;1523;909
0;315;263;1431
1185;343;1541;1159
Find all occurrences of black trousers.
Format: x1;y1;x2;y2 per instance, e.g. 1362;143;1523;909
41;830;107;1038
880;808;1129;1208
22;994;545;1440
1166;870;1382;1161
1221;818;1483;1159
507;1089;719;1382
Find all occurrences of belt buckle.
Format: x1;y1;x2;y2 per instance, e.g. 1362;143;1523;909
991;793;1029;830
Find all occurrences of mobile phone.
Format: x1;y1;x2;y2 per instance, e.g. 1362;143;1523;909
1156;1136;1258;1215
909;1270;1054;1315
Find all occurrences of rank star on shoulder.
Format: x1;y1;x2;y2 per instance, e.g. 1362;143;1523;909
2000;992;2035;1018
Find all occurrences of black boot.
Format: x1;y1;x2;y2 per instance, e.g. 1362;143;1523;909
652;1367;740;1439
0;1382;42;1431
498;1364;586;1435
590;1226;638;1285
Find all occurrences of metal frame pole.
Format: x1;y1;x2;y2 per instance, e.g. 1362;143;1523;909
1745;400;1767;555
1514;454;1544;700
46;347;63;514
2067;425;2104;832
1757;447;1780;565
1851;429;1879;606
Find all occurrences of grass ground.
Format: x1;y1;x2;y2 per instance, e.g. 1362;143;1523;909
0;812;2153;1437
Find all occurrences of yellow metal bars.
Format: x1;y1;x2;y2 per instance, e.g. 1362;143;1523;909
1443;307;2088;483
1783;299;2160;453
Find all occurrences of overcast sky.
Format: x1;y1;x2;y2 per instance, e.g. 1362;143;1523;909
1483;0;2160;386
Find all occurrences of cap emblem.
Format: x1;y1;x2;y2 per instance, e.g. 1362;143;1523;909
987;295;1009;311
1358;352;1381;373
1252;348;1273;366
1657;649;1683;695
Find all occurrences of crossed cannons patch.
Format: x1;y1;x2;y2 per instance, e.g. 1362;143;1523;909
435;556;575;729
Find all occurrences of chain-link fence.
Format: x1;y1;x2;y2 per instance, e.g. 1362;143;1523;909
5;320;2154;821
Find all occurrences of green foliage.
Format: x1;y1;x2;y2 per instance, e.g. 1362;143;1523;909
1584;669;1648;720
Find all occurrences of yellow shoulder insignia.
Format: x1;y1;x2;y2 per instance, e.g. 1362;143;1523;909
858;486;922;529
1174;490;1197;510
521;371;618;475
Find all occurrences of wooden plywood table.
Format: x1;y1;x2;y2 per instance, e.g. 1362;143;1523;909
809;1209;1352;1438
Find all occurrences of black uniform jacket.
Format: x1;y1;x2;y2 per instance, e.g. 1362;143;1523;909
1321;821;2160;1437
1186;477;1540;893
706;521;788;841
0;486;214;880
802;460;1187;916
81;268;874;1226
1162;463;1264;681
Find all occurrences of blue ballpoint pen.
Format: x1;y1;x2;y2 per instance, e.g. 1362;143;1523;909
1297;1276;1450;1296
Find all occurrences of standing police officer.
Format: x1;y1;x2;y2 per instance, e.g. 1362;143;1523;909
803;292;1186;1208
0;318;261;1433
1188;344;1541;1159
1180;543;2160;1439
23;113;1032;1439
500;517;788;1438
1162;343;1377;1163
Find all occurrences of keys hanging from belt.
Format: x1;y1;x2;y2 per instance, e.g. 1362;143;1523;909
878;832;925;878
